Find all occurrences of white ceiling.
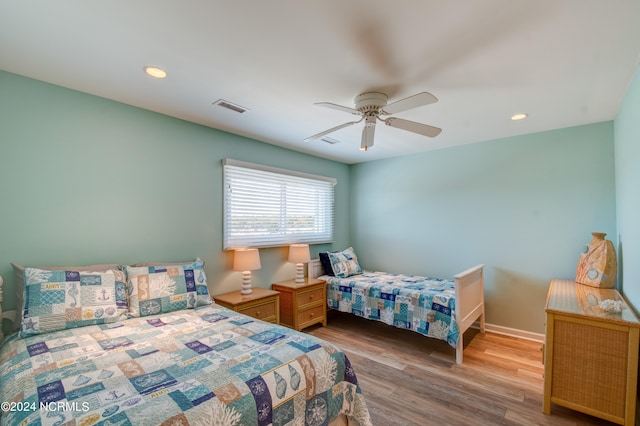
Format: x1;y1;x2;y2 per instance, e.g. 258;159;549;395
1;1;639;164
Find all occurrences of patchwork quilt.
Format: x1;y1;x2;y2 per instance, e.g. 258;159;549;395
0;306;371;426
324;271;459;347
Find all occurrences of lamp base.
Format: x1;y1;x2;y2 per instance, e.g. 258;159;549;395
241;271;253;295
294;263;305;283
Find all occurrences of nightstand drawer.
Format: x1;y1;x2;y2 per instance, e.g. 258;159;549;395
296;286;324;307
238;300;277;321
297;305;325;328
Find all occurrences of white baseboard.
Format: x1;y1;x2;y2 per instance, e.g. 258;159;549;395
472;321;544;343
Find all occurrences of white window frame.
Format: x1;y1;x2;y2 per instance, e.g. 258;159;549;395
223;159;336;249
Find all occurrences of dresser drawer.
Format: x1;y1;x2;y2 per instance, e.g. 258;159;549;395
296;286;324;307
238;300;277;322
297;304;325;328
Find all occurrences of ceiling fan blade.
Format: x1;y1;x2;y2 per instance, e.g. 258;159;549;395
304;120;361;142
381;92;438;115
384;117;442;138
360;116;376;151
315;102;360;116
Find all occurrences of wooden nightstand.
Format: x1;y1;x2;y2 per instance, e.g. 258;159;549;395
272;278;326;331
213;287;280;324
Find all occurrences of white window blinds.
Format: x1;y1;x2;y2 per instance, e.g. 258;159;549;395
223;159;336;249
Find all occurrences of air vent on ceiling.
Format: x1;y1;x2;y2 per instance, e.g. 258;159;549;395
320;137;341;145
213;99;250;114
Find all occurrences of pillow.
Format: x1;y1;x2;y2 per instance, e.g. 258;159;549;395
327;247;363;278
319;252;336;276
11;262;122;332
20;267;127;338
124;259;212;317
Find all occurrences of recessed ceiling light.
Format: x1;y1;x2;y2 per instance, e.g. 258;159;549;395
143;66;167;79
511;113;528;121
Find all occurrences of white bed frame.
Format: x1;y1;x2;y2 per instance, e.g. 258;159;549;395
308;260;485;364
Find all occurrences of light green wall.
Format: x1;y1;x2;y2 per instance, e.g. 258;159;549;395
0;70;351;313
614;65;640;311
350;123;616;334
0;68;626;336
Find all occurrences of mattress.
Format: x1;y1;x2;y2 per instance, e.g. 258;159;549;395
323;271;459;347
0;305;371;425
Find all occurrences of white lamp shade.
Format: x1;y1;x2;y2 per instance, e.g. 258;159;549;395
288;244;311;264
233;248;261;271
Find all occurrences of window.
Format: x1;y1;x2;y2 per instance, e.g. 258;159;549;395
223;159;335;249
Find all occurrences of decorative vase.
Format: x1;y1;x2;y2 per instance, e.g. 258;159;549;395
575;232;617;288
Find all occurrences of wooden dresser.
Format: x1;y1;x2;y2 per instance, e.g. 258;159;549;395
272;278;326;331
213;287;280;324
543;279;640;425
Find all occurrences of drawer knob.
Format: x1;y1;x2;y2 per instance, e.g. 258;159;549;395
256;311;261;315
309;295;314;300
310;312;315;317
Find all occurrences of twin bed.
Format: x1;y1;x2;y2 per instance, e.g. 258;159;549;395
309;249;485;365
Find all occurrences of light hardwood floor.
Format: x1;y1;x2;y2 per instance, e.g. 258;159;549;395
308;310;616;426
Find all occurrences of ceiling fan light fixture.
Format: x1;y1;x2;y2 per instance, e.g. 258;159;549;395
511;113;528;121
143;66;167;79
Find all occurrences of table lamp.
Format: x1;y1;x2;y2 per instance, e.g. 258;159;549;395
233;248;261;295
288;244;310;283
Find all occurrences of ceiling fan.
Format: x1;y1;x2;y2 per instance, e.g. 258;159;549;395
304;91;442;151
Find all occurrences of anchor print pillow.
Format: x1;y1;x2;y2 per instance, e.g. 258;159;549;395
20;267;127;337
124;259;212;318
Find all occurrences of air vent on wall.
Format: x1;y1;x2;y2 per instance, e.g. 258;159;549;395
213;99;250;114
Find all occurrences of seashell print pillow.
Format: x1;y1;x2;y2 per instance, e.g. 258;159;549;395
124;259;212;317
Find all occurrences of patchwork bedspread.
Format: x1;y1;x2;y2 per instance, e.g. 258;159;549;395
0;305;371;426
324;271;459;347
